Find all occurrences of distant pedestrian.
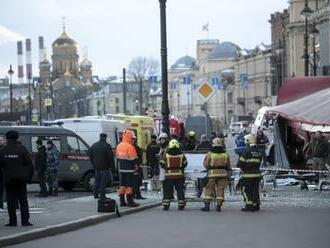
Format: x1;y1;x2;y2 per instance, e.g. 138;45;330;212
310;131;329;171
157;133;169;182
46;140;60;196
89;133;115;200
256;128;269;166
146;134;160;176
184;131;197;151
0;130;34;226
34;139;48;197
0;136;6;209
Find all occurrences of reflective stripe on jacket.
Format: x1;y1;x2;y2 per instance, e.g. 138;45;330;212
160;152;187;179
238;146;262;178
203;152;230;178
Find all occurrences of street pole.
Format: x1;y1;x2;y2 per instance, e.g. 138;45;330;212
304;16;309;77
223;87;227;126
28;72;32;124
139;78;143;115
8;65;14;121
39;83;42;124
313;35;317;76
159;0;170;135
123;68;127;114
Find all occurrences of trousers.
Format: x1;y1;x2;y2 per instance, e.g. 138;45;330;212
94;170;110;197
47;169;58;191
118;172;133;195
5;181;30;225
240;177;260;207
204;177;228;205
37;171;47;195
162;178;185;207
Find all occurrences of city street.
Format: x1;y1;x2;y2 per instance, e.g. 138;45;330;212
7;188;330;248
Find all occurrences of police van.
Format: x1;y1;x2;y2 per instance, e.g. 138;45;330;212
0;126;96;191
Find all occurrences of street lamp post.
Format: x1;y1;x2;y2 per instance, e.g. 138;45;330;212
310;22;319;76
8;65;14;121
301;0;313;76
28;72;32;124
159;0;170;135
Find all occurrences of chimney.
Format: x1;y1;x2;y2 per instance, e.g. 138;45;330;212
17;41;24;84
38;36;46;62
25;38;32;80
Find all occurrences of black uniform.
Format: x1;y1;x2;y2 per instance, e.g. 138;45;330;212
35;144;48;196
238;145;262;211
0;135;34;226
132;144;143;199
160;147;187;210
146;140;160;175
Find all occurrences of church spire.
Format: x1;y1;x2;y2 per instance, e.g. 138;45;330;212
62;16;66;33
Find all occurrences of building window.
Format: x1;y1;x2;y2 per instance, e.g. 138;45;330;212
135;104;139;112
115;98;119;104
227;92;233;104
116;106;120;113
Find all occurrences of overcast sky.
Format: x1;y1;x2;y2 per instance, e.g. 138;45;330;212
0;0;288;81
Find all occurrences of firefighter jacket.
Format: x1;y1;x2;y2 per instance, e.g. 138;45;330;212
116;130;138;173
160;148;187;179
238;145;262;178
203;146;230;178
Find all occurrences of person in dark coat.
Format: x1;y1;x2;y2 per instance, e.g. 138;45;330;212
46;140;60;196
0;136;5;209
34;139;48;197
89;133;115;200
146;134;160;176
132;135;146;200
0;130;34;226
196;134;212;151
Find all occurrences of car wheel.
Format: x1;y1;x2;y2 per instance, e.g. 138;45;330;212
83;171;95;192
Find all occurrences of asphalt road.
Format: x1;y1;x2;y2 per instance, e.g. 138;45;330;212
8;202;330;248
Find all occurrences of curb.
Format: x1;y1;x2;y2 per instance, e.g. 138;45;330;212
0;202;161;248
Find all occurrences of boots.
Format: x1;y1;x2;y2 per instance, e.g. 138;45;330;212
48;189;53;196
201;202;210;212
119;194;127;207
241;205;254;212
216;204;222;212
126;194;139;207
163;205;170;211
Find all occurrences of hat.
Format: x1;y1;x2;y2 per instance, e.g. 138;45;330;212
151;134;157;140
188;131;196;137
5;130;19;140
47;140;54;146
158;133;168;140
212;137;224;147
36;139;43;145
200;134;208;141
169;139;180;149
244;134;256;145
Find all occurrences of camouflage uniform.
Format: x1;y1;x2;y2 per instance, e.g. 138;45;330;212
47;146;60;194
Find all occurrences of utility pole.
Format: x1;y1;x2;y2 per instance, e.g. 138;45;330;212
8;65;14;121
28;72;32;124
139;78;143;115
159;0;170;135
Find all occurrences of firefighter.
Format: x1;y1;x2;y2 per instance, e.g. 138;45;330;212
116;130;139;207
238;133;262;212
201;138;230;212
160;139;187;211
185;131;197;151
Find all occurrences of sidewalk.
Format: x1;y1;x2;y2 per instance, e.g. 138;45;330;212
0;191;161;247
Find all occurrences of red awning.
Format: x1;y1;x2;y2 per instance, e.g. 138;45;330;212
269;88;330;126
277;76;330;105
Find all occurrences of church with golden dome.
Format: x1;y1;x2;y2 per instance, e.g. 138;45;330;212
38;21;94;119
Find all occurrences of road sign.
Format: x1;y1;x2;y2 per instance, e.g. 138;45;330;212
197;81;215;102
32;109;38;114
32;114;38;122
45;98;52;107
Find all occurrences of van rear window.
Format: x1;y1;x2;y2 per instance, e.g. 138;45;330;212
31;136;61;153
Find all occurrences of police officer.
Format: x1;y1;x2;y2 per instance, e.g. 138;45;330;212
0;130;34;226
146;134;160;176
160;139;187;211
34;139;48;197
132;135;145;200
238;134;262;212
201;138;230;212
46;140;60;196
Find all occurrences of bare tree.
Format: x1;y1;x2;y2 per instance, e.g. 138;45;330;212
128;56;160;81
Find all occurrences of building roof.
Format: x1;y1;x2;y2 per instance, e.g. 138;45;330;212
171;55;197;70
53;31;77;46
208;42;241;59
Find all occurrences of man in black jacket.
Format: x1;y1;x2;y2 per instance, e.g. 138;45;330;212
0;130;34;226
34;139;48;197
146;134;160;176
89;133;115;200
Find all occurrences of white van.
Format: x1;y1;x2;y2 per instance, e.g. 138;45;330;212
229;121;249;136
54;118;127;147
